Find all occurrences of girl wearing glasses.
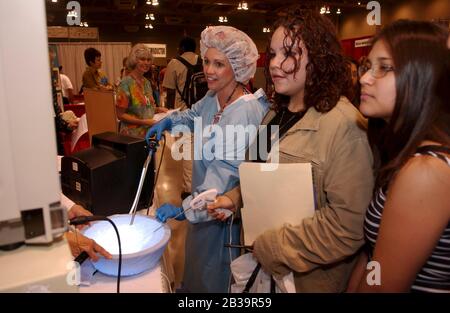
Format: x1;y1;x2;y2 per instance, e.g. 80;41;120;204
209;8;374;292
347;20;450;292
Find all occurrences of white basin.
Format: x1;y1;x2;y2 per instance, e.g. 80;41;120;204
82;214;170;276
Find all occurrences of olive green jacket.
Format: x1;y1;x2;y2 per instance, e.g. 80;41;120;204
226;97;374;292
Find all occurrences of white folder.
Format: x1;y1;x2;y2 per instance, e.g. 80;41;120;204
71;113;88;150
239;162;315;245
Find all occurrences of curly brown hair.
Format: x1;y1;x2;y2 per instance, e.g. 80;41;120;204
265;8;353;113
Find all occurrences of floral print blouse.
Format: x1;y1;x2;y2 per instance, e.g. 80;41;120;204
116;73;155;138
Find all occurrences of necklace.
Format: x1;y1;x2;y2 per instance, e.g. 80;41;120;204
270;109;299;141
224;83;240;106
211;83;241;127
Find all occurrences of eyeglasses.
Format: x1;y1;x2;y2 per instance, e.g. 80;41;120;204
358;60;395;79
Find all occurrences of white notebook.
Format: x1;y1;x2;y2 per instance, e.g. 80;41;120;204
239;162;315;245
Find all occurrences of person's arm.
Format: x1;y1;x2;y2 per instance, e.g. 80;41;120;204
167;95;207;131
207;191;239;221
253;134;374;278
208;101;268;220
82;69;98;89
356;156;450;292
65;231;112;261
184;159;240;224
155;107;168;113
116;107;157;127
346;249;369;292
53;96;73;133
99;84;113;91
190;100;267;223
67;203;92;230
68;204;91;219
63;75;75;103
65;201;112;261
98;70;113;90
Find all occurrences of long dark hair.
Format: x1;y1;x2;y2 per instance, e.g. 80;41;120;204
265;8;353;113
369;20;450;189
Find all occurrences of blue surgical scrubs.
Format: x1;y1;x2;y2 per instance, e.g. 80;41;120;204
167;90;268;292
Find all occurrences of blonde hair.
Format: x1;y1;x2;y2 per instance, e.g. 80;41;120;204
126;44;153;70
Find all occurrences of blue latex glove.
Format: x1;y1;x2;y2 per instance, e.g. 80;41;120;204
146;118;173;143
156;203;185;223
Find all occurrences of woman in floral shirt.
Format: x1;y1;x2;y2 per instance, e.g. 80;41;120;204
116;44;167;138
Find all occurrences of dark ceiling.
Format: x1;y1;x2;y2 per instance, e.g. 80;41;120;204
45;0;381;37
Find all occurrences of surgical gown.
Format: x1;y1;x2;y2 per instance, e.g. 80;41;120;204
167;90;268;292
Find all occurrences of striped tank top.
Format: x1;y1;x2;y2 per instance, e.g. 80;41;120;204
364;145;450;293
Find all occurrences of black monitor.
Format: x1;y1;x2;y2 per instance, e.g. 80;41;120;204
61;132;155;216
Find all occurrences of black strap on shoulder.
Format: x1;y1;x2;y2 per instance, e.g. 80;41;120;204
416;145;450;154
176;56;195;70
242;262;261;293
416;145;450;165
270;275;276;293
175;56;196;99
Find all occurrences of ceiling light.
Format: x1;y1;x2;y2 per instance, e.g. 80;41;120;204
320;6;326;14
145;13;155;21
337;8;341;14
326;6;331;14
52;0;58;2
238;2;248;10
146;0;151;4
263;27;271;33
152;0;159;6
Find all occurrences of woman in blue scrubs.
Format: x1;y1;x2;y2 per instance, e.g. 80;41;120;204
146;26;269;292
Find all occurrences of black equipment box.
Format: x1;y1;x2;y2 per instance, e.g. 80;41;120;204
61;132;155;216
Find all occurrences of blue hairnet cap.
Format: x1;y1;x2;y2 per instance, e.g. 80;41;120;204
200;26;259;84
